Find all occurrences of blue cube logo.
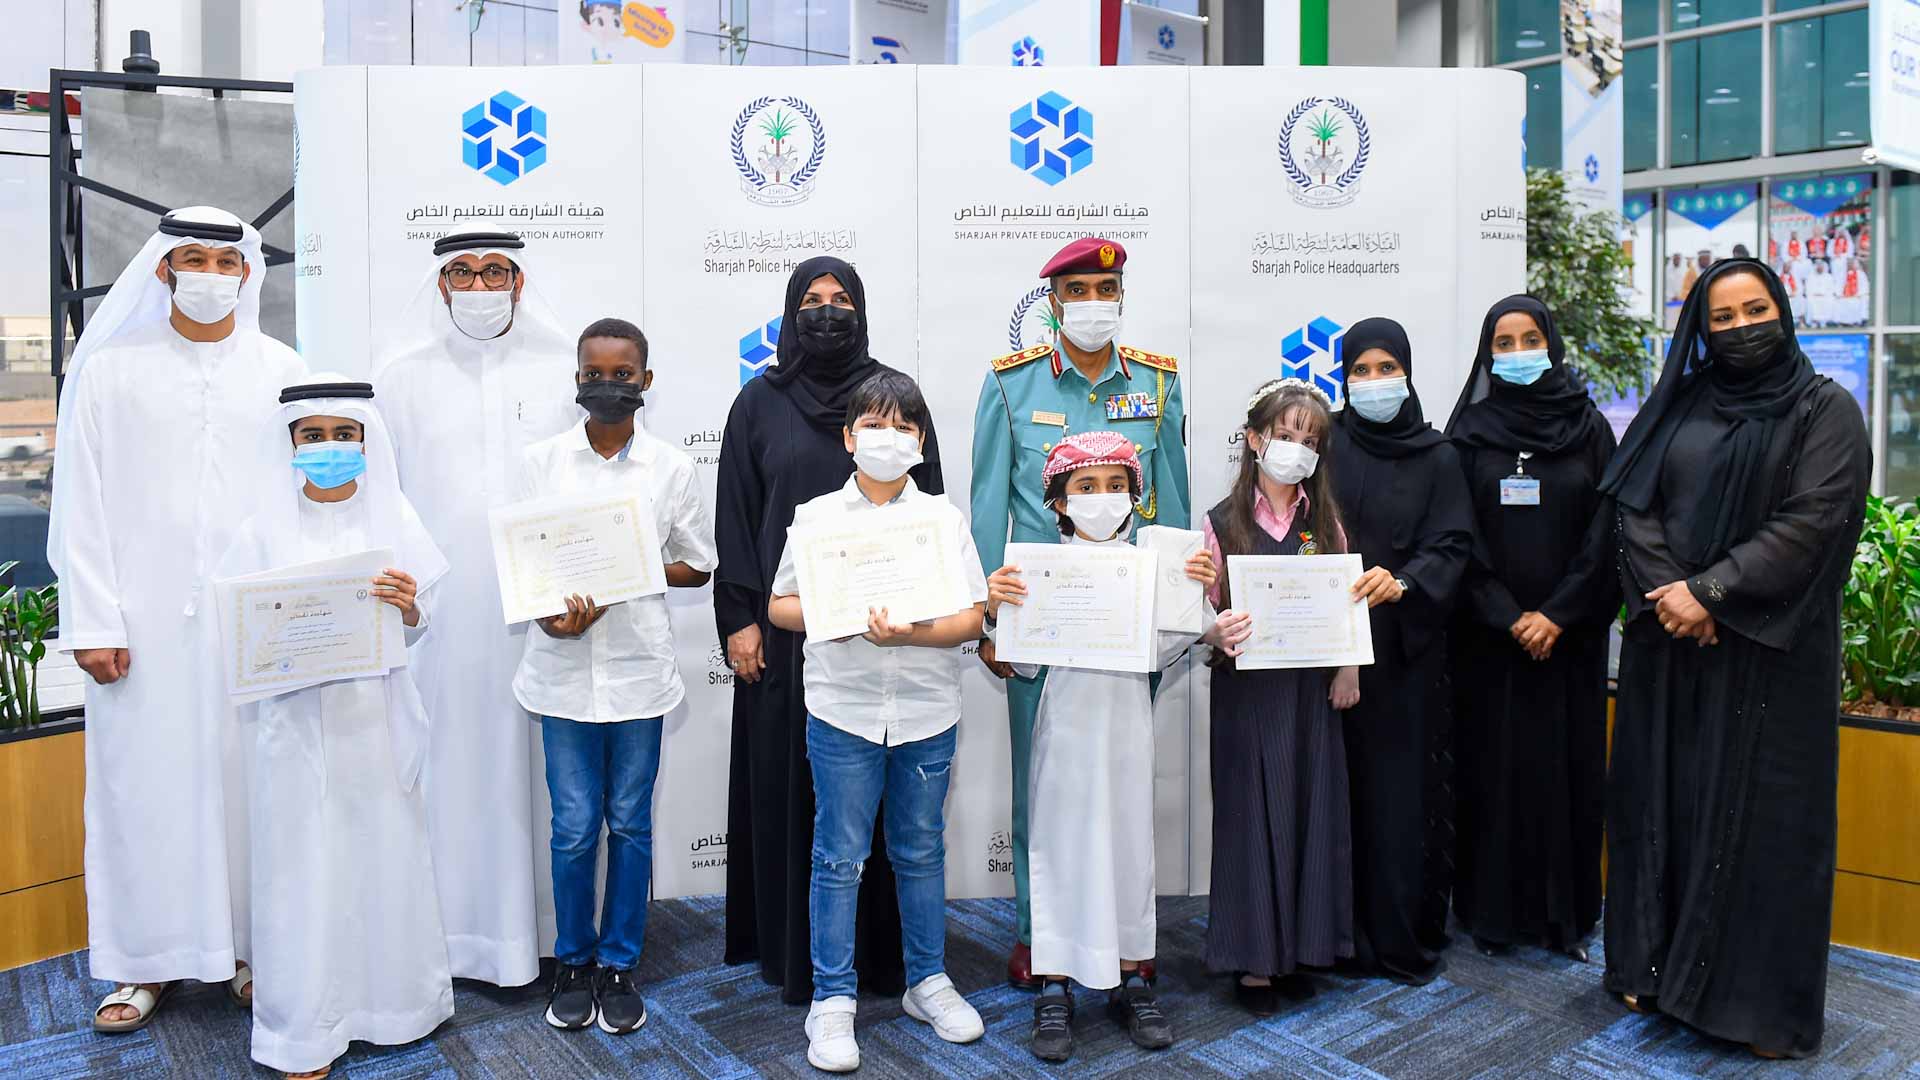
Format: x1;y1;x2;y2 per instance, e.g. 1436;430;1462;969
738;317;782;385
1012;36;1045;66
1010;92;1094;187
463;91;547;186
1279;316;1347;405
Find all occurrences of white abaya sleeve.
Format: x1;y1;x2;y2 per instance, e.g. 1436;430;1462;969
49;369;129;651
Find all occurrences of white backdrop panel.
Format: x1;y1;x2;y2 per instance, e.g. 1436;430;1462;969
1184;65;1523;892
917;65;1192;897
362;65;647;367
640;63;921;897
293;67;372;364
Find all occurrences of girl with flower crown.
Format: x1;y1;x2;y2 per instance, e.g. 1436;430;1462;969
1200;377;1358;1016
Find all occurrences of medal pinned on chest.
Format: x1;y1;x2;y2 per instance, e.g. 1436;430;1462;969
1105;391;1158;421
1500;451;1542;507
1297;530;1318;557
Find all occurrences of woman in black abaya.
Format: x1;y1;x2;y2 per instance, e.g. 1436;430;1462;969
1330;318;1474;985
714;257;943;1004
1445;295;1618;962
1600;259;1868;1058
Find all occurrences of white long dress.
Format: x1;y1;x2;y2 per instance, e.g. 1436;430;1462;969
51;324;304;984
1807;270;1837;326
1007;534;1196;990
223;493;454;1073
377;326;578;984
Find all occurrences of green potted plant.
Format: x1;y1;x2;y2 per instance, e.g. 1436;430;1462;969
0;560;60;733
1841;496;1920;724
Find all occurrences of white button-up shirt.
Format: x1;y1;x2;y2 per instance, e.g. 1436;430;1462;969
773;475;990;747
511;421;718;723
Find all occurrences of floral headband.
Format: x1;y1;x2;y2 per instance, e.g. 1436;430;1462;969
1248;377;1333;414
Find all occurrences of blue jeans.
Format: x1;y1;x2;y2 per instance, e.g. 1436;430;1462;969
807;716;956;1001
541;715;663;970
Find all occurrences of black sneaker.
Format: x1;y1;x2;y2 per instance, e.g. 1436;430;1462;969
545;962;598;1030
1031;982;1074;1062
1107;973;1173;1049
595;966;647;1035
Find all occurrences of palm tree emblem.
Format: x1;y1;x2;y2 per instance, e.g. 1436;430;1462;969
1304;109;1346;186
758;108;799;185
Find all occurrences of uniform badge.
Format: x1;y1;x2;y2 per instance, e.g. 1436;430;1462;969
1030;410;1067;427
1105;392;1158;420
1298;530;1317;557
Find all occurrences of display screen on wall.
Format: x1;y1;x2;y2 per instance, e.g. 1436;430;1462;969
1623;191;1656;323
1767;172;1873;330
1662;183;1760;330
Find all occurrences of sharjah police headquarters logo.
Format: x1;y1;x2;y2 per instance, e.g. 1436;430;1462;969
462;91;548;186
1157;24;1175;50
1012;36;1045;66
1278;96;1370;209
1007;285;1057;351
1281;316;1347;405
738;316;781;385
1011;92;1093;187
733;96;826;208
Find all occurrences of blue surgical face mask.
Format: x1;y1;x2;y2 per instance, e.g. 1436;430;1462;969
1490;349;1552;385
1346;376;1410;423
292;441;366;489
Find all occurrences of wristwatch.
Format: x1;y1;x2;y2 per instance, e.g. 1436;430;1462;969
1394;576;1411;597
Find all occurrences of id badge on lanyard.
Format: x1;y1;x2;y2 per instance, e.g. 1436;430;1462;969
1500;451;1541;507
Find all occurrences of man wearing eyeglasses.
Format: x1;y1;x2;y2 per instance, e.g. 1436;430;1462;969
373;232;582;990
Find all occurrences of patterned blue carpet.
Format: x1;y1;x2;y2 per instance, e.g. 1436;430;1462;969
4;895;1918;1078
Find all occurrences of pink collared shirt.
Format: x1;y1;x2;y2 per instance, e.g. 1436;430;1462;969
1202;486;1312;610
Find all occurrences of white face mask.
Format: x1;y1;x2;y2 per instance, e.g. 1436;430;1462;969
1258;438;1320;485
851;427;923;483
1057;300;1123;352
169;270;242;325
448;289;515;340
1064;492;1134;541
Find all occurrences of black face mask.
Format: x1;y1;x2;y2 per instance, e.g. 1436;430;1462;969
794;304;859;364
576;380;643;424
1708;320;1787;371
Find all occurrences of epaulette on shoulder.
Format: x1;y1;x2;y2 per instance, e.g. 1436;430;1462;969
1118;345;1178;373
990;343;1053;372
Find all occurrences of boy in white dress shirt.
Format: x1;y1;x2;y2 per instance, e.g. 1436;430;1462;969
768;371;990;1073
513;317;718;1035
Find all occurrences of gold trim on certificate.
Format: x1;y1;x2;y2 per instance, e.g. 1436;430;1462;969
488;488;665;624
1227;553;1375;670
994;542;1156;673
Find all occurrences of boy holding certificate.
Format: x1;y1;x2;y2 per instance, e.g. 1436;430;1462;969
512;318;718;1036
767;371;989;1073
216;377;453;1079
985;432;1228;1063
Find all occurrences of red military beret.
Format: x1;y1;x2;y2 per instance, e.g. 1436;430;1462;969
1039;237;1126;279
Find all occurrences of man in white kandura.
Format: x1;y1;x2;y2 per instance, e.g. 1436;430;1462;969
374;231;581;985
49;207;307;1033
218;377;454;1079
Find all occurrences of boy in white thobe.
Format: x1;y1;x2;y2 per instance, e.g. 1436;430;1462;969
50;208;306;1032
217;378;454;1078
375;231;580;985
987;432;1217;1065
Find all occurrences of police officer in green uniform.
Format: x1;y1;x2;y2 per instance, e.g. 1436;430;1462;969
969;237;1190;989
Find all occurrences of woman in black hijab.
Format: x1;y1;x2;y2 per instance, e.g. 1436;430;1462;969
1444;295;1618;963
1330;317;1475;985
1600;259;1868;1058
714;257;944;1004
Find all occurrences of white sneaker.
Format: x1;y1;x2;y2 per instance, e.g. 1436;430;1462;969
805;996;860;1072
903;973;985;1044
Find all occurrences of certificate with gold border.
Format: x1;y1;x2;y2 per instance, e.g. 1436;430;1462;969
994;542;1155;673
488;488;664;624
